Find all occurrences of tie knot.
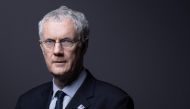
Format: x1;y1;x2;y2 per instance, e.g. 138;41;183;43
55;90;66;99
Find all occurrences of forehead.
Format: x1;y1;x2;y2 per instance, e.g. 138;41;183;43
42;18;77;40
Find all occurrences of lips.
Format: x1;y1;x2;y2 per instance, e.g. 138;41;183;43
53;60;66;63
52;60;66;67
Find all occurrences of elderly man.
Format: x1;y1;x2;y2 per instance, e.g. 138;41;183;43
15;6;134;109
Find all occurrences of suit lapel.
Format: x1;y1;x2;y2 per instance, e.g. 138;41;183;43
40;82;53;109
66;70;96;109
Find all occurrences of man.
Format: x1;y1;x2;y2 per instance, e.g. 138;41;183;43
15;6;134;109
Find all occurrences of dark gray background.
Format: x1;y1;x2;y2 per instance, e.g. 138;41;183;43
0;0;189;109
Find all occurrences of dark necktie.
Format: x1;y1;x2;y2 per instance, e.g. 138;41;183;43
55;90;66;109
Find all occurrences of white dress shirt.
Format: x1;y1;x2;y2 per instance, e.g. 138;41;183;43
49;70;87;109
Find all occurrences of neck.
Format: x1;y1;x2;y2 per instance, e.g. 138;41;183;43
53;66;84;89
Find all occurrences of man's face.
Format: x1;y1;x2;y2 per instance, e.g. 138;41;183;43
40;19;83;80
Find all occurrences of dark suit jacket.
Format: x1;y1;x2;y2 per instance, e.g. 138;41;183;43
15;71;134;109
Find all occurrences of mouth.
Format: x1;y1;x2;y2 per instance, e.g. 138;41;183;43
53;60;66;63
52;60;67;64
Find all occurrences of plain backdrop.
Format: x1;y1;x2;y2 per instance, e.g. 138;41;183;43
0;0;189;109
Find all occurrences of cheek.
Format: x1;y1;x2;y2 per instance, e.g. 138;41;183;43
44;52;53;65
65;51;76;62
65;49;78;64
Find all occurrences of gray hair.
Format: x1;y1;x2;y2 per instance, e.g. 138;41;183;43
38;6;89;42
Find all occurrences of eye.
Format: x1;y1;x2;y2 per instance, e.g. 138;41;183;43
61;38;74;43
45;39;55;44
43;39;56;47
60;38;75;47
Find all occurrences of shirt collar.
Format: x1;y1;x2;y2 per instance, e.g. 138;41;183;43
52;69;87;98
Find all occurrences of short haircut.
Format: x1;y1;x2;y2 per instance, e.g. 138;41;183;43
38;6;89;42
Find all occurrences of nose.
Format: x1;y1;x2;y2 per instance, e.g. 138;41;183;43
53;42;64;56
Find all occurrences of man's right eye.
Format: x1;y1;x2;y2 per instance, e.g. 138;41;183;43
45;39;55;43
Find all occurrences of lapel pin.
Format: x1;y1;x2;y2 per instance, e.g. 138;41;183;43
77;104;85;109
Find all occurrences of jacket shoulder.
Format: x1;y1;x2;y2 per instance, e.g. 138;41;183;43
95;79;130;98
87;76;134;109
20;82;52;98
15;82;52;108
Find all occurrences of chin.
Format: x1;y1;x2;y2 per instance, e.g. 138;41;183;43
51;69;75;84
52;68;68;76
51;67;71;75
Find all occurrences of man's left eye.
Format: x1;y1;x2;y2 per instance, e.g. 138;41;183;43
61;39;73;43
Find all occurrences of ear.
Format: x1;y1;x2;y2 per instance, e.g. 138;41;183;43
40;44;45;55
81;39;88;55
